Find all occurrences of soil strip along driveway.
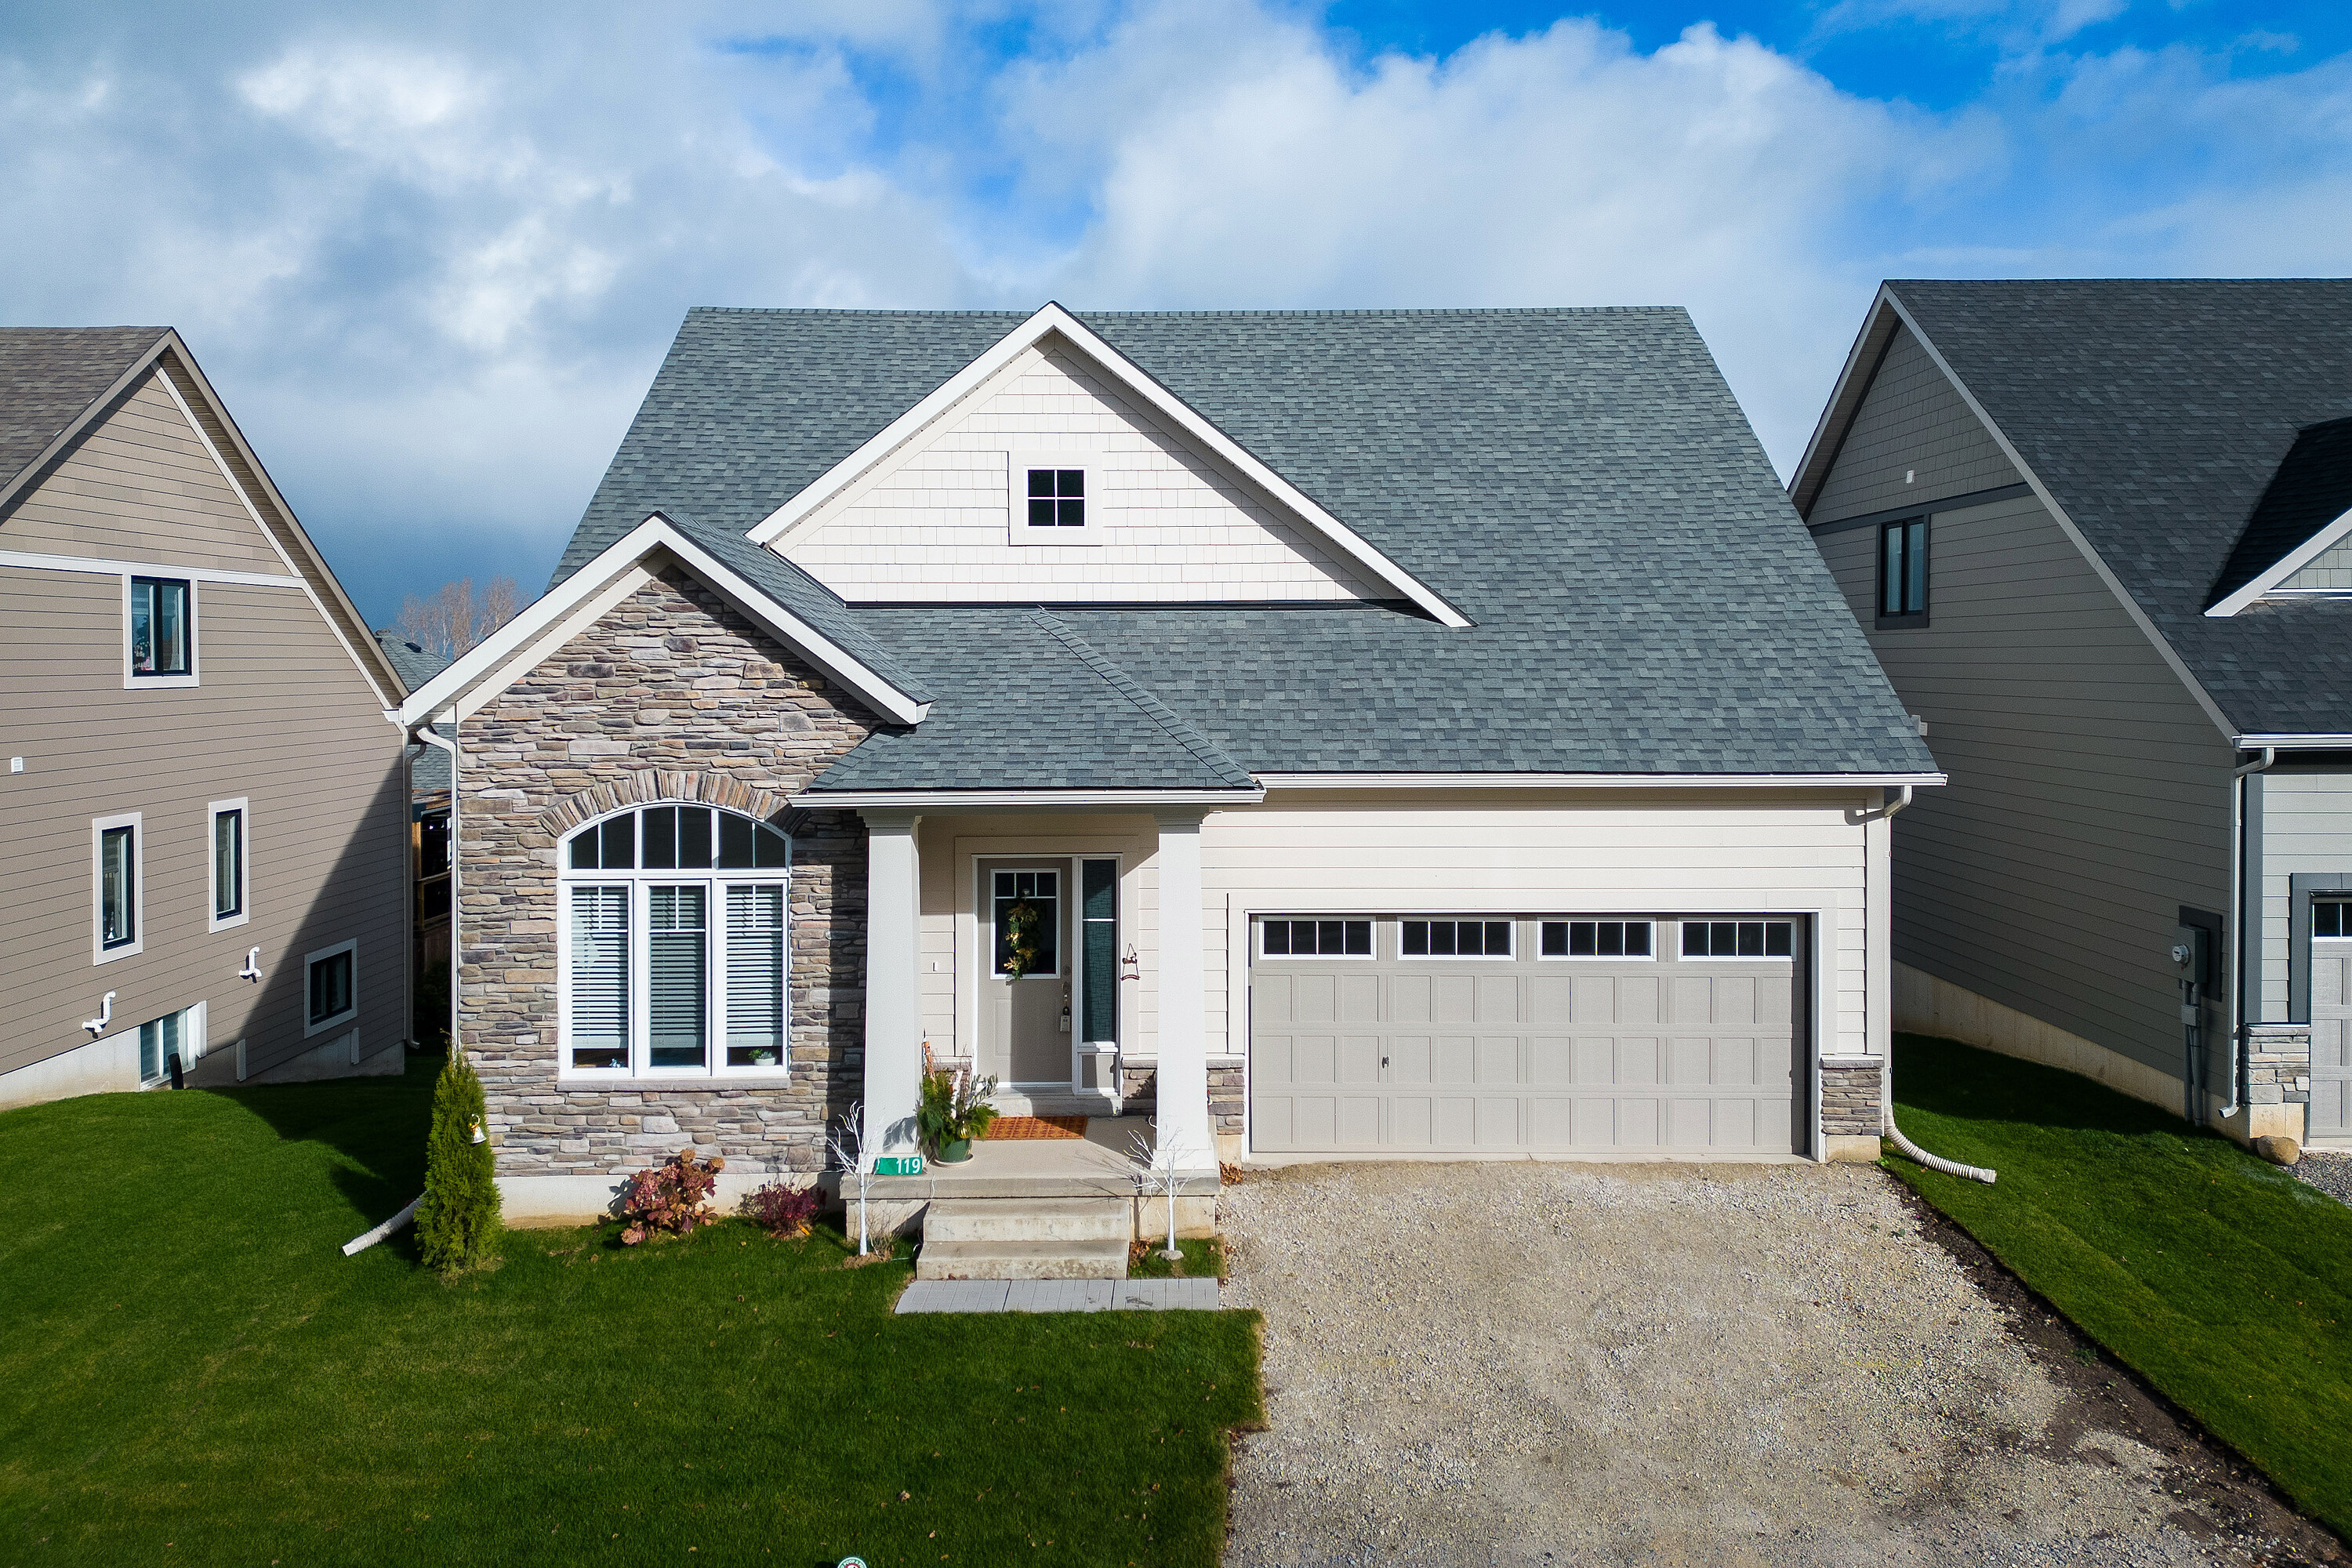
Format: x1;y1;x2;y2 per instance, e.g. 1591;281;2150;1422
1221;1161;2341;1568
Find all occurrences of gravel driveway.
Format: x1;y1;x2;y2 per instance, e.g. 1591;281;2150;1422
1219;1161;2341;1568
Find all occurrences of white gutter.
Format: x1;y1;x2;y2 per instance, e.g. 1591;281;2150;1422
791;787;1265;810
1873;785;1996;1185
2223;746;2278;1125
2230;734;2352;750
1256;771;1947;789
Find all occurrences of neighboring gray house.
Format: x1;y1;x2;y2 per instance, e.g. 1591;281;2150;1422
0;328;412;1106
396;302;1940;1241
1793;279;2352;1149
378;632;454;1010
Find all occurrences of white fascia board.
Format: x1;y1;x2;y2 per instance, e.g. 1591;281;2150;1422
394;514;930;728
1879;290;2239;743
790;787;1266;809
2206;504;2352;617
1255;771;1947;789
744;302;1473;630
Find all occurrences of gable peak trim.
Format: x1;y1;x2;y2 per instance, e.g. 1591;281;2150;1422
742;302;1472;628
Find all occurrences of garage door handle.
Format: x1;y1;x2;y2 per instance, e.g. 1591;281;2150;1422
1381;1056;1389;1068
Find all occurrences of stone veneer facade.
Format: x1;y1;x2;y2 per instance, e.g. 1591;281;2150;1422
1818;1058;1884;1138
456;566;877;1183
2243;1023;2314;1123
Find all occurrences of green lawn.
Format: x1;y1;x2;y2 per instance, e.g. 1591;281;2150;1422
0;1060;1261;1566
1886;1033;2352;1537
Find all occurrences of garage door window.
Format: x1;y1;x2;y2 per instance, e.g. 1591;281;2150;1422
1682;920;1794;958
1261;918;1372;956
1402;919;1512;957
1540;920;1653;958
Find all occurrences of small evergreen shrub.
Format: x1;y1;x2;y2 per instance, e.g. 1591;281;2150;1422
415;1050;501;1274
744;1179;823;1239
618;1149;724;1244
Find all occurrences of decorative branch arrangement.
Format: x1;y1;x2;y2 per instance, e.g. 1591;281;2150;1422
1128;1120;1185;1262
826;1101;874;1256
916;1040;999;1157
1000;898;1043;979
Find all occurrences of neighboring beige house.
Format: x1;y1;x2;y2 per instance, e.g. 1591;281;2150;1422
0;328;411;1106
397;303;1942;1258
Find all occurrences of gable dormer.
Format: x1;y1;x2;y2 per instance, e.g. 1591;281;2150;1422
2205;416;2352;616
748;305;1467;623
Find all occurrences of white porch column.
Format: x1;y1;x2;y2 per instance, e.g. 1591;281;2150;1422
1152;812;1215;1170
860;809;924;1155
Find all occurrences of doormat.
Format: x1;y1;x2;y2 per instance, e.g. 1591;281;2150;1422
982;1116;1087;1141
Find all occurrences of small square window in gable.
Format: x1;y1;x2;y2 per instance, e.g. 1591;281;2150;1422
1009;451;1099;546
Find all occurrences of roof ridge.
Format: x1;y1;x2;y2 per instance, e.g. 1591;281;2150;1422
685;304;1683;321
1027;608;1254;787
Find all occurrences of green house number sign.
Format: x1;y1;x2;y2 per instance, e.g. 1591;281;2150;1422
873;1155;924;1176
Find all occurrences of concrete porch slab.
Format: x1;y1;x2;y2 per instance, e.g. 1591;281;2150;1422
894;1277;1223;1314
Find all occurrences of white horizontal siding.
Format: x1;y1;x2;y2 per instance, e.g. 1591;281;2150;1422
783;342;1383;603
1200;796;1876;1061
2256;769;2352;1019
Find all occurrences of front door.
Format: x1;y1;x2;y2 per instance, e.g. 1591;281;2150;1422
981;863;1073;1087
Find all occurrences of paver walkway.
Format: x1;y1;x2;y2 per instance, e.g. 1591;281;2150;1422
895;1277;1220;1313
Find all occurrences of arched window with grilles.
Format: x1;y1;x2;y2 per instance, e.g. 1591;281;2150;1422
557;805;793;1077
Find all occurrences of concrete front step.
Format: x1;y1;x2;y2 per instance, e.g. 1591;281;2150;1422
924;1197;1129;1244
915;1236;1130;1281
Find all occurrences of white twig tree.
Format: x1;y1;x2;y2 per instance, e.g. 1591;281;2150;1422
1127;1120;1184;1261
827;1101;875;1256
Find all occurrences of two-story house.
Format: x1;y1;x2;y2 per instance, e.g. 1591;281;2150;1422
0;328;411;1106
395;303;1942;1258
1794;279;2352;1149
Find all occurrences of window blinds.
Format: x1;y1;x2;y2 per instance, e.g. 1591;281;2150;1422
569;886;629;1069
648;886;708;1068
724;884;786;1066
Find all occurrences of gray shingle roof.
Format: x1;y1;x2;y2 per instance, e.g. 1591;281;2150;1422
0;327;168;496
557;307;1936;783
1887;279;2352;737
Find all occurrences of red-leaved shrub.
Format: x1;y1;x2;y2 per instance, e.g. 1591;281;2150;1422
617;1149;724;1244
744;1180;824;1239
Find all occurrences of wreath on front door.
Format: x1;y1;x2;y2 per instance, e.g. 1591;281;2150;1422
1000;898;1044;979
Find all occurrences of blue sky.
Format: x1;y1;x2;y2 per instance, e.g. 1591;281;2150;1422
2;0;2345;626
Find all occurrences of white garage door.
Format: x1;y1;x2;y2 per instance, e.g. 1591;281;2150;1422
1248;915;1804;1156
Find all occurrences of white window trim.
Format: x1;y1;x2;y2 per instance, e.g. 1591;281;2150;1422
1399;916;1517;960
1007;451;1100;546
1536;918;1660;962
555;808;794;1083
1677;919;1798;962
93;811;143;964
1254;916;1377;960
988;863;1068;980
122;573;199;689
207;797;252;932
303;938;360;1036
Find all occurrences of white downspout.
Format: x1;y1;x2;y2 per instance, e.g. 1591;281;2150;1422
416;722;459;1057
2222;746;2277;1125
1875;784;1997;1185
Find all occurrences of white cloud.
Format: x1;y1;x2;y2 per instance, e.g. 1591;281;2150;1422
0;0;2345;619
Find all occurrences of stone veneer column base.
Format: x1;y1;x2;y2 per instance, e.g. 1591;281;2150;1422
1819;1055;1883;1163
2243;1022;2313;1144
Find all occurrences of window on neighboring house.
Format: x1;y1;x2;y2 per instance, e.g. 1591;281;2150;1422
561;806;793;1075
306;942;357;1033
209;800;248;929
1027;467;1085;529
129;576;194;678
1402;919;1513;957
1260;918;1374;957
138;1006;201;1086
1540;920;1653;959
95;813;141;960
2315;900;2352;938
1878;519;1929;625
1681;920;1795;959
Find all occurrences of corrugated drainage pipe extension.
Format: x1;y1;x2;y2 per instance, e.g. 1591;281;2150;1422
1871;783;1996;1186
